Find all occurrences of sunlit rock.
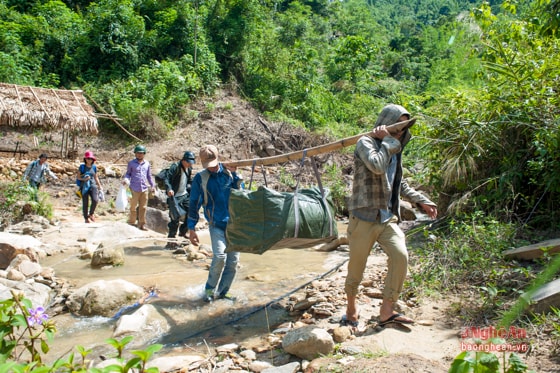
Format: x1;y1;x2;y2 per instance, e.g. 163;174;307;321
282;325;334;360
90;243;125;268
66;279;144;317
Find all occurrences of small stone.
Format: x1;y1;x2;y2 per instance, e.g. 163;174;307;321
417;319;435;326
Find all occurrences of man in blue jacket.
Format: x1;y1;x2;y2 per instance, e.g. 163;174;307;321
188;145;244;302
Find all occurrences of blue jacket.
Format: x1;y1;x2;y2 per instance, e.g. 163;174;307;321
188;164;243;230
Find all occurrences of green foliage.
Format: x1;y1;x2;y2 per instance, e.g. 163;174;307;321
408;212;521;298
322;163;348;216
206;0;261;80
105;336;133;359
420;1;560;227
31;0;86;85
278;168;296;189
531;307;560;355
0;182;53;226
0;0;486;144
0;3;44;85
449;344;532;373
0;291;56;365
0;293;162;372
77;0;146;81
499;251;560;328
85;54;219;140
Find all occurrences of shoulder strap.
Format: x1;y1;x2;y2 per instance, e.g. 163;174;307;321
27;159;39;175
200;169;210;206
200;167;233;206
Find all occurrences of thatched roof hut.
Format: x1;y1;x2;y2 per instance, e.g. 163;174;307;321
0;83;98;134
0;83;100;158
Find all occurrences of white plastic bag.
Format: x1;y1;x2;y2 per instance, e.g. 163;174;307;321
98;189;105;202
115;185;128;212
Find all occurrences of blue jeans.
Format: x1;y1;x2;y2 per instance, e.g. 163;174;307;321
205;225;240;296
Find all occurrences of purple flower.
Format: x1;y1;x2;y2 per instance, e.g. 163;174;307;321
27;306;48;326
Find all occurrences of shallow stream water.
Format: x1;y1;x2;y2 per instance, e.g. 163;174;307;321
40;224;349;360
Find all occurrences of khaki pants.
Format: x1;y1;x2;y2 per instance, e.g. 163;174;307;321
128;190;149;226
344;214;408;302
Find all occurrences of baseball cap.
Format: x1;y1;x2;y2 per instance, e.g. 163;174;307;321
182;151;196;164
200;145;219;168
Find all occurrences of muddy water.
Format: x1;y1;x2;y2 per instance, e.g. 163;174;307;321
41;224;349;359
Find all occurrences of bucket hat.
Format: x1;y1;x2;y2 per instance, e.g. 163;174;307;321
200;145;219;168
84;151;96;162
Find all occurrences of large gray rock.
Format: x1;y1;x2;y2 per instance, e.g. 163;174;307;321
6;269;26;281
262;362;301;373
281;325;334;360
0;278;52;308
7;254;42;278
249;361;274;372
88;222;154;244
0;233;45;269
145;207;170;235
525;278;560;314
66;279;145;317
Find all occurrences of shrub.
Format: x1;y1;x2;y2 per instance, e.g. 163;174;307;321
0;182;53;226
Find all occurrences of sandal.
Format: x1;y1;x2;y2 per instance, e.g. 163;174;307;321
378;313;415;326
340;314;359;328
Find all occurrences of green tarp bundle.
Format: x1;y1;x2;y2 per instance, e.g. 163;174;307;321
226;186;338;254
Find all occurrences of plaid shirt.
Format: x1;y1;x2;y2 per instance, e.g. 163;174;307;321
23;159;57;183
348;104;435;220
349;135;402;213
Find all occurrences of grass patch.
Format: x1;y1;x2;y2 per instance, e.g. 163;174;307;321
0;181;53;226
406;212;541;325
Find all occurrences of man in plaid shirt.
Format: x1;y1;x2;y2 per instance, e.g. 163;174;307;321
343;104;437;328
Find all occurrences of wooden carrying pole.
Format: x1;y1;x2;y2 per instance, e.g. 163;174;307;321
225;118;416;168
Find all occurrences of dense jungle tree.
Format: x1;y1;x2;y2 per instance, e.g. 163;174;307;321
420;0;560;225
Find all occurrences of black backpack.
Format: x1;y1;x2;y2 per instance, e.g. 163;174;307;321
155;167;169;190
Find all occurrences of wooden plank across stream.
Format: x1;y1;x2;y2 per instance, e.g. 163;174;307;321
503;238;560;260
525;278;560;314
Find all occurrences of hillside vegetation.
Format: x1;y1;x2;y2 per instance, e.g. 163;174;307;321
2;0;559;226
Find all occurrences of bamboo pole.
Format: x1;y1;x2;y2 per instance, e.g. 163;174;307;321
224;118;416;167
